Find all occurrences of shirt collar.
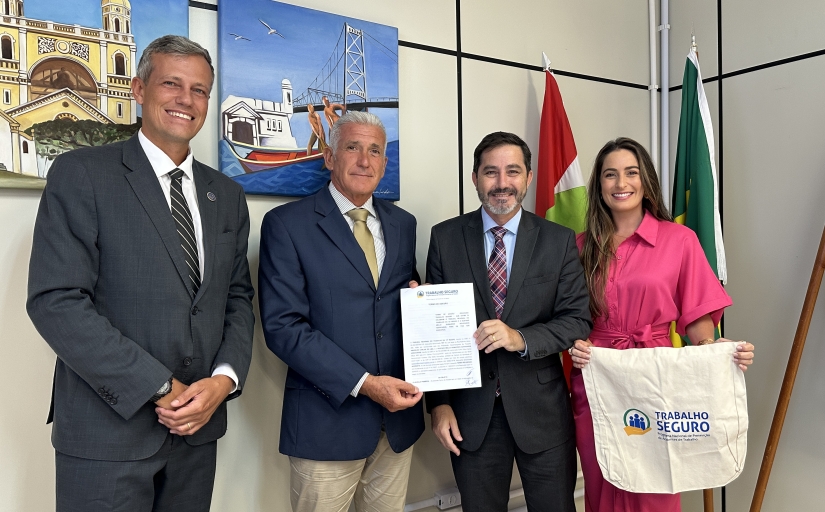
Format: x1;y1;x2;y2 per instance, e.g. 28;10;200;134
328;181;376;218
634;210;660;246
138;129;194;181
481;206;522;236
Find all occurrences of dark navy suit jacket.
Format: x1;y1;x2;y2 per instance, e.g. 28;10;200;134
425;208;591;454
258;185;424;460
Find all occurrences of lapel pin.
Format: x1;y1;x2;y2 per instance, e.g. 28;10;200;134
207;191;216;202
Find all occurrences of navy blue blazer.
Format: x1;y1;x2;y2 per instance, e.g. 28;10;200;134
258;185;424;460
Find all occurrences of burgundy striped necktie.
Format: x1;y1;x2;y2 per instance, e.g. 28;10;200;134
488;226;507;397
488;226;507;319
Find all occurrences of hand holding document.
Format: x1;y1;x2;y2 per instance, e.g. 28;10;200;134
401;283;481;392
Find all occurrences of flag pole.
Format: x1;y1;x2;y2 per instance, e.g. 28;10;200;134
686;36;715;512
750;224;825;512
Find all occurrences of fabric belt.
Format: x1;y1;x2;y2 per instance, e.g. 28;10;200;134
588;322;671;349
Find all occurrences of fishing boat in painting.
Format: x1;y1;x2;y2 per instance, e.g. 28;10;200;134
224;137;326;174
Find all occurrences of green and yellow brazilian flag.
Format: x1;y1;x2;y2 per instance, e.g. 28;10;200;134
670;45;728;347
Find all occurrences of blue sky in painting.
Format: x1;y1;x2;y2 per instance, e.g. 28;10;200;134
25;0;188;69
218;0;399;144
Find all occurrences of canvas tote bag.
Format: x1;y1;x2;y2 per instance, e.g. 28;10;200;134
582;342;748;494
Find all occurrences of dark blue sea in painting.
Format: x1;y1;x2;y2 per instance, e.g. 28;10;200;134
223;140;400;201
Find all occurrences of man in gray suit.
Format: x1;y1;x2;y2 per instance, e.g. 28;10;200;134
26;35;254;511
426;132;591;512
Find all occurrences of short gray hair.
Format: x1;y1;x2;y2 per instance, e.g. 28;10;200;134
136;35;214;84
328;111;388;154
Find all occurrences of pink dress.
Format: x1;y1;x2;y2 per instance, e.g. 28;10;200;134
570;212;732;512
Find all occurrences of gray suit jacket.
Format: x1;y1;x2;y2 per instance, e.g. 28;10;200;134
27;134;255;462
425;208;591;453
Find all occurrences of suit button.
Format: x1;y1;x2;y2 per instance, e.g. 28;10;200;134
488;371;496;380
98;388;105;395
110;398;118;405
376;296;382;301
191;307;199;315
183;357;192;366
377;332;383;339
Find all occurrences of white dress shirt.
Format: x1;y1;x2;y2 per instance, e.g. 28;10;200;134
138;130;238;393
327;182;385;397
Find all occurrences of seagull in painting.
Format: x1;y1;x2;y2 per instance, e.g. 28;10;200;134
229;33;251;41
258;18;285;38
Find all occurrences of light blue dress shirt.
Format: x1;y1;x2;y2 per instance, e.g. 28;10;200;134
481;207;522;286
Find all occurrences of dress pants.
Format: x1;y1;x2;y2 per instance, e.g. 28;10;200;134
451;397;577;512
55;433;217;512
289;430;414;512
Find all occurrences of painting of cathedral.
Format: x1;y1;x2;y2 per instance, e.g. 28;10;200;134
0;0;189;189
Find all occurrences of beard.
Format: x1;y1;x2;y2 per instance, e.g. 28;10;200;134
477;186;526;216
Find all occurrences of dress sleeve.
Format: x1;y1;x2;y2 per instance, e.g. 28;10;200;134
674;229;732;334
575;232;586;252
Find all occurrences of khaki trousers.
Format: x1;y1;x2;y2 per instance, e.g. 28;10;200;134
289;431;413;512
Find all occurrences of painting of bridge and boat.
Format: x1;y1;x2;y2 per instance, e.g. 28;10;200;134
218;0;400;199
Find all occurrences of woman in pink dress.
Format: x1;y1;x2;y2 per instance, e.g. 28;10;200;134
568;137;755;512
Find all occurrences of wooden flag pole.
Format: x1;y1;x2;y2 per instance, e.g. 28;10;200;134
749;224;825;512
703;489;714;511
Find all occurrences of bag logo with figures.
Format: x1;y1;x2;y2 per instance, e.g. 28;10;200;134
584;343;748;493
623;409;652;436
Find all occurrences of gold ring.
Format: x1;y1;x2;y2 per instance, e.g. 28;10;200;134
492;335;497;342
187;422;192;430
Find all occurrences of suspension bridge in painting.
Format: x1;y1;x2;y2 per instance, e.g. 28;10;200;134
293;22;398;112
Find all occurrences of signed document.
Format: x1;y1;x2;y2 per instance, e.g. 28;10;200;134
400;283;481;392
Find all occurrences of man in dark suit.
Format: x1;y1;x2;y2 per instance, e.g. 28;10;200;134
26;36;254;511
426;132;591;512
258;112;424;512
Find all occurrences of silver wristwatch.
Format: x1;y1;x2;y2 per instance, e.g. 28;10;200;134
150;377;173;403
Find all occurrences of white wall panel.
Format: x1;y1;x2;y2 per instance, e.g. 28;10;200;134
667;0;718;86
460;0;651;85
722;0;825;72
0;190;53;512
395;48;460;283
721;58;825;512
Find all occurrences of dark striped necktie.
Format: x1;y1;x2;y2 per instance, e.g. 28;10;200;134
169;168;200;296
488;226;507;319
488;226;507;397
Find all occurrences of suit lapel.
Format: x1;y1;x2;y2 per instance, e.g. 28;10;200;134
316;187;377;290
122;135;191;295
464;209;497;320
192;162;215;305
501;211;538;322
374;199;399;295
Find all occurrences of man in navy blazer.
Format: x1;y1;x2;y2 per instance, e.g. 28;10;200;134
259;111;424;512
27;36;254;511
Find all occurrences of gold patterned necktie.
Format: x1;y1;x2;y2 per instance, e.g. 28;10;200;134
347;208;378;286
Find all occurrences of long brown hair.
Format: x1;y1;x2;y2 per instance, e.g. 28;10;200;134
580;137;672;319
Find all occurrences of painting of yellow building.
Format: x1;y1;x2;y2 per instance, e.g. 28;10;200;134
0;0;188;188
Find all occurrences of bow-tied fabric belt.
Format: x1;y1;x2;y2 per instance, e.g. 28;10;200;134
589;322;672;350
